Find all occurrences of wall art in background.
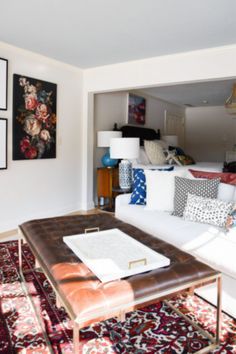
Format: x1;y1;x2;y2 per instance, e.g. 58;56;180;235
0;118;7;169
13;74;57;160
127;93;146;125
0;58;8;110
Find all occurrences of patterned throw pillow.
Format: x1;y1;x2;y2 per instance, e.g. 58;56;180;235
183;194;233;228
173;155;195;166
173;176;220;217
130;167;174;205
144;140;166;165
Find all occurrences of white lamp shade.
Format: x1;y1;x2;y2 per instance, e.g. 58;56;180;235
110;138;140;159
162;135;179;146
97;131;122;147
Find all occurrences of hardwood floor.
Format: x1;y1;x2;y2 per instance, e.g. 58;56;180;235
0;208;112;242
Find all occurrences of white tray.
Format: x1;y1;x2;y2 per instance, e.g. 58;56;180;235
63;228;170;283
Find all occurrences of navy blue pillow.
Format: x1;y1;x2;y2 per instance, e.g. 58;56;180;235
169;146;185;156
129;166;174;205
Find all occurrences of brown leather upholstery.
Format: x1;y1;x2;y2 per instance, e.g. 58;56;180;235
19;214;219;327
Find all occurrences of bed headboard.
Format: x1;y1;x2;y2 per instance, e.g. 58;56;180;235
120;125;159;146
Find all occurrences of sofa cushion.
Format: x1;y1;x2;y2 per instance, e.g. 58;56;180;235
173;176;220;217
115;198;236;280
217;183;235;202
183;193;233;228
130;166;174;205
144;170;185;211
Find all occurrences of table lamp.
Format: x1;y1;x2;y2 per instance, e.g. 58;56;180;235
97;131;122;167
110;137;140;189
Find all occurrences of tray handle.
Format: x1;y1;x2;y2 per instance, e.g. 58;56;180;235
84;227;100;234
129;258;147;269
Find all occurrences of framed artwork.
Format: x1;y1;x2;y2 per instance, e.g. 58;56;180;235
0;118;7;169
127;93;146;125
13;74;57;160
0;58;8;110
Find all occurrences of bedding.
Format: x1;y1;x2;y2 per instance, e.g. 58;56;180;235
189;169;236;185
119;125;224;173
132;162;224;172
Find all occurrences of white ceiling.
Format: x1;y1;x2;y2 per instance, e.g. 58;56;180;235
0;0;236;68
140;79;236;107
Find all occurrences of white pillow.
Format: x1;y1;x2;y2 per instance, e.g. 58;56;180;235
218;183;235;202
155;139;168;149
137;147;150;165
144;140;166;165
144;170;186;211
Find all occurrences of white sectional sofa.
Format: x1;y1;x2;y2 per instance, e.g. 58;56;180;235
115;182;236;319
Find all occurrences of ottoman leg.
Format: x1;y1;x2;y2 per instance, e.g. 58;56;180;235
73;322;80;353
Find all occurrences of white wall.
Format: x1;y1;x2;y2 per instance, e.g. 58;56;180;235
93;91;184;203
94;92;127;169
0;42;83;232
185;106;236;162
82;44;236;209
94;91;185;168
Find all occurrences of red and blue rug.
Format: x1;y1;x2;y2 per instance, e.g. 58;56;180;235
0;240;236;353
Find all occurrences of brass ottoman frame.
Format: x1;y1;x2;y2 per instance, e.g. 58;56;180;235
18;230;222;354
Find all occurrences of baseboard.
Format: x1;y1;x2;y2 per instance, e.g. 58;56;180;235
0;207;99;239
0;228;18;241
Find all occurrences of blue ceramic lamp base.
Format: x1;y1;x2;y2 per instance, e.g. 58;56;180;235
101;149;118;167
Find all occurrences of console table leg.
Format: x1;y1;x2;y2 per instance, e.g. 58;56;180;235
73;322;80;353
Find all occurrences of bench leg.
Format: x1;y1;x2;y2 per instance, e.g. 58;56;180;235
216;276;222;344
118;310;126;322
73;322;80;353
18;236;23;275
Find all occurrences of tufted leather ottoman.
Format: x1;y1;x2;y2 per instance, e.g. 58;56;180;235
19;213;221;353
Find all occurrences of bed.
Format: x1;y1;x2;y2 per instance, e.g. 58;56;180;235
120;125;224;172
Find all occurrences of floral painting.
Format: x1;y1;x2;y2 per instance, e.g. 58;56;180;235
13;74;57;160
128;93;146;125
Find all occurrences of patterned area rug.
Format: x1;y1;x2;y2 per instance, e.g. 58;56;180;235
0;241;236;353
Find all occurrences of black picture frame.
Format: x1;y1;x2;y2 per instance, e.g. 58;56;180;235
0;118;7;169
0;58;8;111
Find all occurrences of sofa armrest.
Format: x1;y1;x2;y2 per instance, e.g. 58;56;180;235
115;193;131;208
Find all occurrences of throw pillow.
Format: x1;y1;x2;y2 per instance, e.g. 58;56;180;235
137;147;150;165
169;146;185;155
130;166;174;205
189;169;236;186
226;205;236;230
174;155;195;166
183;193;233;228
173;176;220;217
144;170;186;211
144;140;166;165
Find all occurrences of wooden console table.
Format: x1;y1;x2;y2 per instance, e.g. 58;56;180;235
97;167;119;211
